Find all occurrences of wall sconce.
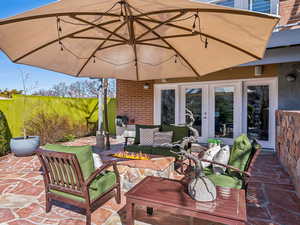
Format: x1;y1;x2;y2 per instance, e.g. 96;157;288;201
143;83;150;90
254;65;264;76
286;73;297;82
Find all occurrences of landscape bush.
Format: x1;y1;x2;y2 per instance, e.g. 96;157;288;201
25;110;95;145
0;110;12;156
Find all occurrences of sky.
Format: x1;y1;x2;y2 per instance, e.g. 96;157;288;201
0;0;91;92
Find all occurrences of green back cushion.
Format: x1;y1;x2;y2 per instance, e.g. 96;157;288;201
228;134;252;173
161;124;189;142
42;144;95;180
134;124;160;144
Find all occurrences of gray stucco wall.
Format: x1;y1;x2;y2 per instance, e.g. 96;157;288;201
278;63;300;110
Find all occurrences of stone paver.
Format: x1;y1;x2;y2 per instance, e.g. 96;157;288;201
0;137;299;225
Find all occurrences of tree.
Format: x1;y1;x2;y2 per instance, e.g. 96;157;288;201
0;89;22;98
33;79;116;98
0;110;12;156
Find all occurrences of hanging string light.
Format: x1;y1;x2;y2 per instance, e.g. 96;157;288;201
174;54;178;63
192;14;197;33
191;12;209;49
119;1;125;22
56;17;64;51
93;55;96;63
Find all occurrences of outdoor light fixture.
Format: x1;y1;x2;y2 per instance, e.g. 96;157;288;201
286;73;297;82
254;65;264;76
143;83;150;90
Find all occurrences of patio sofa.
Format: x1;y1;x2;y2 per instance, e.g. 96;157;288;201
124;124;190;157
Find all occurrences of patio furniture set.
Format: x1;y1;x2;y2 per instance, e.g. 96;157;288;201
36;124;260;225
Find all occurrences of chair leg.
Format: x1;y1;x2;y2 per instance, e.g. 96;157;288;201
86;208;91;225
45;195;52;213
116;185;121;204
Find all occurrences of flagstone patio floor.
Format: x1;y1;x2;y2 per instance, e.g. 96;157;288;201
0;137;300;225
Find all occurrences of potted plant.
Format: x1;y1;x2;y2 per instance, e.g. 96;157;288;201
10;71;40;156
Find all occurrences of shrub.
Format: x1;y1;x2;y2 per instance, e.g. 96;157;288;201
0;110;12;156
25;110;93;145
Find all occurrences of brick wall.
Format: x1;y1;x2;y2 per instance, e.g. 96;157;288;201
116;80;154;125
279;0;300;29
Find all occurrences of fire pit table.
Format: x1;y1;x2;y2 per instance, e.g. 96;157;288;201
100;150;175;191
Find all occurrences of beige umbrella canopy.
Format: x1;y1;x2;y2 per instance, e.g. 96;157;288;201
0;0;279;81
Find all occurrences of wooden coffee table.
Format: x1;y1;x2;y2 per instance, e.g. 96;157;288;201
125;176;247;225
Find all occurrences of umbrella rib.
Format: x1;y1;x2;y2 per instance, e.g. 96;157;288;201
136;8;277;19
135;11;187;41
124;1;139;81
76;22;127;77
138;17;261;60
136;43;172;50
13;19;120;63
0;12;119;25
135;19;201;78
70;16;128;41
70;36;125;42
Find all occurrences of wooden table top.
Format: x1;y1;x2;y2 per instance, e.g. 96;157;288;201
125;176;246;222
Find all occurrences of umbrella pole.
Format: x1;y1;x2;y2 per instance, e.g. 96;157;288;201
103;78;111;150
96;78;105;150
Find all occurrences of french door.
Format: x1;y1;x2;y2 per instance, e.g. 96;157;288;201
154;78;277;148
180;82;242;145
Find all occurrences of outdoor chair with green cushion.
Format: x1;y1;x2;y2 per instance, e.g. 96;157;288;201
202;135;261;190
36;144;121;225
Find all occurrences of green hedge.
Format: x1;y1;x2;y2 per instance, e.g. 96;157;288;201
0;95;116;138
0;110;11;156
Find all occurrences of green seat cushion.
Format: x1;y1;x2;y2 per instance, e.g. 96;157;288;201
125;144;153;154
161;124;189;142
134;125;161;144
42;144;95;180
50;171;117;202
125;144;176;157
203;167;214;176
228;134;252;175
207;174;243;189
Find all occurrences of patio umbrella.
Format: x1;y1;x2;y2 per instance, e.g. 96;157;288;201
0;0;279;80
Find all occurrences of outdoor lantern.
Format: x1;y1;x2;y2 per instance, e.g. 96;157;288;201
143;83;150;90
254;65;264;76
286;73;297;82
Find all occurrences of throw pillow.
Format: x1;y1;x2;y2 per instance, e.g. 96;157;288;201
153;131;173;147
139;128;159;146
92;153;103;169
134;124;160;144
201;145;221;168
212;145;230;174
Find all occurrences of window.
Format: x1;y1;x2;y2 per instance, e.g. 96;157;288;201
161;89;175;124
249;0;271;13
215;0;234;7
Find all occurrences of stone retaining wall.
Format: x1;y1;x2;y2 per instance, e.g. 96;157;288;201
276;110;300;197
